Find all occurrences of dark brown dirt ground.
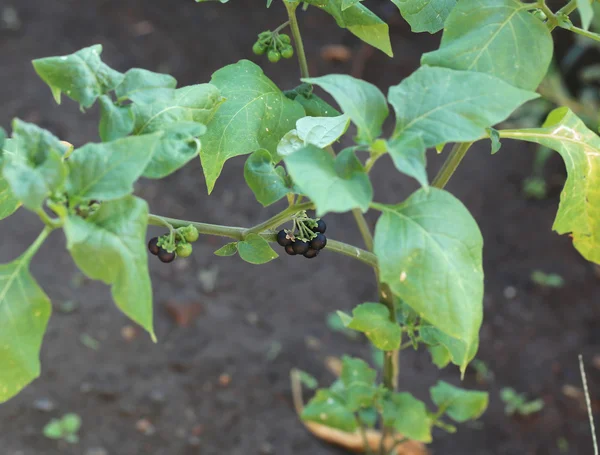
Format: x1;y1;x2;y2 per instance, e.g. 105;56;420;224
0;1;598;454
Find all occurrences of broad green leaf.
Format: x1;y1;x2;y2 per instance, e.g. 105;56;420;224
428;344;451;368
373;188;483;371
421;0;553;91
277;130;304;157
0;245;52;403
244;149;291;206
338;302;402;351
301;389;358;432
32;45;124;108
0;176;20;220
382;392;432;442
115;68;177;104
340;356;377;411
200;60;305;193
303;0;393;56
284;145;373;215
303;75;388;144
237;234;278;264
500;108;600;263
420;325;478;375
297;115;351;148
388;66;538;148
214;242;238;257
386;134;428;189
578;0;594;30
391;0;457;33
430;381;489;422
98;95;135;142
66;133;162;203
63;196;154;339
294;94;341;118
2;120;68;210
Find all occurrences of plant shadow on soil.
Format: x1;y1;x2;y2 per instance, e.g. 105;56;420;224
0;1;598;454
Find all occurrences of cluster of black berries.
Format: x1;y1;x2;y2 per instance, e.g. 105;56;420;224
147;226;198;264
277;219;327;259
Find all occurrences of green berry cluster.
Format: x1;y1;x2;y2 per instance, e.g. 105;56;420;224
148;225;199;264
252;30;294;63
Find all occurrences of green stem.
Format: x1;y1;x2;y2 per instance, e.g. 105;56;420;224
431;142;473;189
35;208;62;229
23;226;54;262
536;0;558;28
273;20;290;34
244;201;314;235
352;210;374;251
567;25;600;42
284;1;310;79
380;283;399;391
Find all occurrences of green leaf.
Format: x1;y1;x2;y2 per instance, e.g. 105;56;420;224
297;115;351;148
428;344;451;368
430;381;489;422
301;389;358;432
237;234;278;264
373;188;483;372
61;413;82;433
303;0;393;56
244;149;291;206
65;133;162;203
342;0;362;10
0;247;52;403
339;302;402;350
32;44;124;108
501;108;600;263
200;60;305;193
115;68;177;104
578;0;594;30
98;95;135;142
0;175;20;221
488;128;501;155
63;196;155;339
293;93;341;118
421;0;553;91
303;75;388;144
214;242;238;257
388;66;539;148
420;325;478;375
386;134;428;189
340;356;378;411
43;420;64;439
2;120;68;210
391;0;457;33
277;130;305;157
285;145;373;215
382;392;432;442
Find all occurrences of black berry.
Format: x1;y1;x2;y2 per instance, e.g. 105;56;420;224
158;248;176;263
148;237;160;256
304;248;319;259
277;229;292;247
314;219;326;234
310;233;327;250
285;244;297;256
292;240;309;255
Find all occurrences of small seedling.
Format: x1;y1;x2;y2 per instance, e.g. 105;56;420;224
500;387;545;416
43;413;82;444
531;270;565;288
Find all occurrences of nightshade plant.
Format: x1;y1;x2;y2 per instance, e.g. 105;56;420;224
1;0;599;453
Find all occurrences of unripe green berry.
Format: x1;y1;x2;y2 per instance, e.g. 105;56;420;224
253;41;266;55
281;46;294;59
183;226;199;243
279;34;291;44
268;49;281;63
176;243;193;258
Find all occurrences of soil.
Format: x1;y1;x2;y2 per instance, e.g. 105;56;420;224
0;1;598;454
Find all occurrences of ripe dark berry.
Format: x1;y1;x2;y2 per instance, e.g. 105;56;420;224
292;240;309;255
285;244;296;256
304;248;319;259
310;233;327;250
158;248;176;263
148;237;160;256
314;219;326;234
277;229;292;247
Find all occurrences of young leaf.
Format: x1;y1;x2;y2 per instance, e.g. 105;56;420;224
421;0;553;91
303;75;388;144
386;134;428;189
214;242;238;257
98;95;135;142
373;188;483;372
296;115;351;149
340;356;378;411
277;130;304;157
284;145;373;215
61;413;82;433
500;108;600;263
32;44;124;108
388;66;539;148
237;234;278;264
63;196;155;339
43;420;64;439
244;149;291;207
65;133;162;203
0;247;52;403
430;381;489;422
391;0;457;33
200;60;305;193
577;0;594;31
301;389;358;432
302;0;393;56
115;68;177;104
488;128;501;155
338;302;402;351
382;392;432;442
420;325;478;374
2;120;68;210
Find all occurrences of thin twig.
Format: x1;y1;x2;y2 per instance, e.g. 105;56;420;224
579;355;598;455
